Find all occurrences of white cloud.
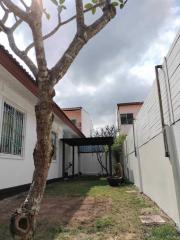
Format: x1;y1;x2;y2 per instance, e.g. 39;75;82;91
130;7;180;86
1;0;180;129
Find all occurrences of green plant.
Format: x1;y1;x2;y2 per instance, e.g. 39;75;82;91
112;134;126;177
145;225;180;240
112;134;126;153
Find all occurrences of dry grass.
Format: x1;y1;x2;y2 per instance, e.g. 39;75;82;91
0;177;179;240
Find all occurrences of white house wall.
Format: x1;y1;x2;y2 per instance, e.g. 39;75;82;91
0;65;81;190
81;109;93;137
123;30;180;228
80;152;108;175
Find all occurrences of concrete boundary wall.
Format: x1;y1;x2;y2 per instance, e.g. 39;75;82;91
80;152;109;175
123;30;180;228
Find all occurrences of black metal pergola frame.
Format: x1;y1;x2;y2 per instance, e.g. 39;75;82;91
61;137;114;177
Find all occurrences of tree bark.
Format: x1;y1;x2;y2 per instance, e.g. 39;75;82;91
3;2;118;238
10;78;55;240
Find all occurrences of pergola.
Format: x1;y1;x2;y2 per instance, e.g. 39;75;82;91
61;137;114;177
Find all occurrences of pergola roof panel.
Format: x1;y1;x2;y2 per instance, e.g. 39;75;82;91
61;137;114;146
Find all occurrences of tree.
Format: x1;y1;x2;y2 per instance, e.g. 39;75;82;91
112;134;126;177
93;125;118;175
0;0;127;239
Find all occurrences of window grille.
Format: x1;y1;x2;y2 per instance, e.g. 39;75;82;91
51;131;57;160
0;102;25;156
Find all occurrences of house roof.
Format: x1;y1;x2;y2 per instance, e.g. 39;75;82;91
117;101;143;107
62;107;82;111
0;45;85;138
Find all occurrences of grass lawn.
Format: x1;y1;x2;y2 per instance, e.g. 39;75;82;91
0;177;179;240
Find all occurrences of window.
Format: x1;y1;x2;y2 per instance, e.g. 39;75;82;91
0;102;25;156
71;119;77;125
51;131;57;160
120;113;133;125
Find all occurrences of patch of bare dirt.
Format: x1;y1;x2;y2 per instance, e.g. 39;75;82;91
69;232;137;240
40;196;112;227
0;194;112;228
107;233;137;240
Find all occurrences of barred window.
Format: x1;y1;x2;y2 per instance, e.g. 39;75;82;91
0;102;25;156
51;131;57;160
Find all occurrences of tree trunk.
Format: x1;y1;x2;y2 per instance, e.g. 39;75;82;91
96;151;109;176
10;79;55;240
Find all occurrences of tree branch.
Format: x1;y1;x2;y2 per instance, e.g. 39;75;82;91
19;0;29;11
24;1;105;54
1;0;30;22
8;31;38;77
0;1;9;25
76;0;85;32
0;2;38;77
1;10;8;24
1;24;37;77
50;4;116;84
30;0;48;80
11;18;22;31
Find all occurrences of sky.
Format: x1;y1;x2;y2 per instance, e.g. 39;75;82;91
0;0;180;129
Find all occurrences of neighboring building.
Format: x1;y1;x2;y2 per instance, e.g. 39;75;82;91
0;45;84;192
117;102;143;135
62;107;93;137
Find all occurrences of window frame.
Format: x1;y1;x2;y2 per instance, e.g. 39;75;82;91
0;99;26;160
51;131;57;162
71;119;77;126
120;113;134;125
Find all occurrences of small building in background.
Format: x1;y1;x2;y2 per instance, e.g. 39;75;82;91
117;102;143;135
62;107;93;137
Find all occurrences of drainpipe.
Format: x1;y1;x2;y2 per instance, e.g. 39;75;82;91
155;65;169;157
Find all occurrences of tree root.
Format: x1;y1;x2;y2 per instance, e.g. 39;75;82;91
10;209;34;239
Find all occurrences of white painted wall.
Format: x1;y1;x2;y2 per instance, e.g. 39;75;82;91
80;152;108;175
81;109;93;137
123;30;180;228
0;65;81;190
125;133;180;227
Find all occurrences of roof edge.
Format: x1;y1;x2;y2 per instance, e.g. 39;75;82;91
62;107;82;111
0;45;85;138
117;101;144;107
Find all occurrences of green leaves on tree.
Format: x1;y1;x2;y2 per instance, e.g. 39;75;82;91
43;9;51;20
59;0;65;4
45;0;66;20
112;0;125;9
91;7;96;15
112;2;119;7
84;0;126;15
50;0;58;6
84;2;97;15
84;3;93;9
